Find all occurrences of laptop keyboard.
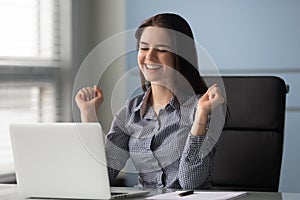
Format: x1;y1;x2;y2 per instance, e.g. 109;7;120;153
111;192;128;196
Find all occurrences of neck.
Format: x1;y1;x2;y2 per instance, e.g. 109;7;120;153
150;83;174;109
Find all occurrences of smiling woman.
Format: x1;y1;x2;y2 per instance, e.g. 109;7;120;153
75;13;227;189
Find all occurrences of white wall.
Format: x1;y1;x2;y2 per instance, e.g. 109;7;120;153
72;0;126;133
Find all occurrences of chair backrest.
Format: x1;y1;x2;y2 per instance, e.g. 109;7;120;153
203;76;288;192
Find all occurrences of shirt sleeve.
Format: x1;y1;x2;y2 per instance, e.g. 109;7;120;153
105;105;131;183
178;105;225;189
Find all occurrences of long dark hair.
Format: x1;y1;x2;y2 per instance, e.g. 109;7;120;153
135;13;208;95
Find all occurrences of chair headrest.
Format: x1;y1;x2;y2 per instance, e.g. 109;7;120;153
203;76;287;131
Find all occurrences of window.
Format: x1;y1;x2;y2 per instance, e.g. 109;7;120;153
0;0;70;175
0;0;60;67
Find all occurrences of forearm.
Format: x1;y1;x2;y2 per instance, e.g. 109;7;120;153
105;142;129;185
191;107;208;136
178;105;225;189
105;117;130;183
178;134;213;189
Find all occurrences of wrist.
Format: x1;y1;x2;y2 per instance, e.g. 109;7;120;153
196;105;210;117
195;106;208;123
191;107;209;136
80;110;98;122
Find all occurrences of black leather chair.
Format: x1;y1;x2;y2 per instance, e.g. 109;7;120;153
203;76;288;192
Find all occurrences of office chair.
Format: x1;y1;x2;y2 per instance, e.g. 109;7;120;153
203;76;288;192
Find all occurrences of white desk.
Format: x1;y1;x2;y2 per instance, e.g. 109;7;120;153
1;184;300;200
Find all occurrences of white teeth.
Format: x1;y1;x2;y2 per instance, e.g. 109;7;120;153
146;64;161;69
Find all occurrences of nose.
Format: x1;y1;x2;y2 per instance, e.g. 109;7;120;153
145;48;156;61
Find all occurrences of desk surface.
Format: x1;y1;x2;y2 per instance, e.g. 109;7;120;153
1;184;300;200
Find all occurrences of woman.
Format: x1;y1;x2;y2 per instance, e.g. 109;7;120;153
75;13;226;189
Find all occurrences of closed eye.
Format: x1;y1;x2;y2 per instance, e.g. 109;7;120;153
157;49;169;53
140;47;149;51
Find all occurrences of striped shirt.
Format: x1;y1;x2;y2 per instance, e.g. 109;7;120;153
105;88;225;189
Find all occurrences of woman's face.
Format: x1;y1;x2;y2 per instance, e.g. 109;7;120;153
138;26;176;87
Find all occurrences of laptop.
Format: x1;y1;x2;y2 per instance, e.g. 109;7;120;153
9;123;149;199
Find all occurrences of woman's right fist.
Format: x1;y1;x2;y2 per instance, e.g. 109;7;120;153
75;85;104;122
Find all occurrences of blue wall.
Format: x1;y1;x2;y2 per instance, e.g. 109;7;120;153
125;0;300;192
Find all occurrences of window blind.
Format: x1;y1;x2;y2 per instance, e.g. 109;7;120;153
0;83;56;173
0;0;64;175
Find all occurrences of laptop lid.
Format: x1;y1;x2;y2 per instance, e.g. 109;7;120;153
9;123;148;199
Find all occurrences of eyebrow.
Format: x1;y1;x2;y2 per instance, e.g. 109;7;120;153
139;41;171;48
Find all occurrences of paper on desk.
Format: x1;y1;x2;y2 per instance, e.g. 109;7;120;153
146;191;247;200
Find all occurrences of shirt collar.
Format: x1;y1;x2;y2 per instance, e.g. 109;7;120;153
133;88;184;119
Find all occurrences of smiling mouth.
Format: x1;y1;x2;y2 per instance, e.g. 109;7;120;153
145;64;162;70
